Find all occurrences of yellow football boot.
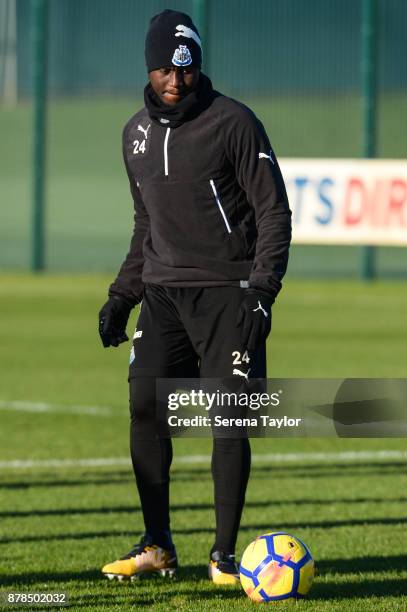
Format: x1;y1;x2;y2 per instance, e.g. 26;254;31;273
208;551;240;586
102;534;177;581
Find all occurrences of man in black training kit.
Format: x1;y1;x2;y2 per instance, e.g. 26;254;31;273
99;10;291;585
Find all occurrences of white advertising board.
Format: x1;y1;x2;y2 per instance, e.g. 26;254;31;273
279;159;407;246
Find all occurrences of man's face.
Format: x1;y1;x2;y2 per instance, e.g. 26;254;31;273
149;66;200;105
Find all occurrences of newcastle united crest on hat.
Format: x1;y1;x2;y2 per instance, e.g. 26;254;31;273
145;9;202;71
172;45;192;66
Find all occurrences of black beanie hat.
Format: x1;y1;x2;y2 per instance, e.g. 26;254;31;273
145;9;202;72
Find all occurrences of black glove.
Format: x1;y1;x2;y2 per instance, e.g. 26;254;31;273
98;295;133;348
237;289;274;352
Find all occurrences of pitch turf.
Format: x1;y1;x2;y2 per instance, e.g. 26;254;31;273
0;275;406;610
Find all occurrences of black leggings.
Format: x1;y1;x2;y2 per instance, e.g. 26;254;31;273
130;374;251;555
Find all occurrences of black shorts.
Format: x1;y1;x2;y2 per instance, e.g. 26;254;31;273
129;283;267;380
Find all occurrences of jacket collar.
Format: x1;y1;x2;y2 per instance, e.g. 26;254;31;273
144;73;216;128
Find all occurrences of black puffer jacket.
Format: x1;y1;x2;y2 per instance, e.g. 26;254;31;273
110;76;291;304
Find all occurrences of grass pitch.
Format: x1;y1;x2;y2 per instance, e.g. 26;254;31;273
0;275;406;610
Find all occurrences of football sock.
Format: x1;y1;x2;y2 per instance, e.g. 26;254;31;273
129;375;173;543
130;436;173;540
211;437;251;555
149;529;174;551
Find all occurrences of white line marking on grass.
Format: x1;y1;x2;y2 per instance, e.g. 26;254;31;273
0;400;115;416
175;450;407;463
253;450;407;463
0;450;406;470
0;458;131;469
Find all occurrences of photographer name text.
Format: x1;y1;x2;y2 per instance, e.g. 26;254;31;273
167;415;302;428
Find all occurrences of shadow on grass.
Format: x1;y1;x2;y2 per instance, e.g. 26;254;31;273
312;577;407;600
0;568;101;587
0;474;134;490
0;564;211;587
1;461;406;490
54;576;407;607
2;496;407;519
172;461;407;475
172;462;407;482
69;593;159;609
2;563;406;603
318;554;407;574
179;515;407;534
69;587;243;609
2;516;407;545
1;564;243;607
69;585;242;610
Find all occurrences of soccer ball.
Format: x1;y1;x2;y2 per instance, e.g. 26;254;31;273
239;532;315;602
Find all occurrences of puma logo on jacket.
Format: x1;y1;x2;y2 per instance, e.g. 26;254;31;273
110;80;291;305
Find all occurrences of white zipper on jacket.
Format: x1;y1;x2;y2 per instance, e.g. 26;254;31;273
164;128;171;176
210;179;232;234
